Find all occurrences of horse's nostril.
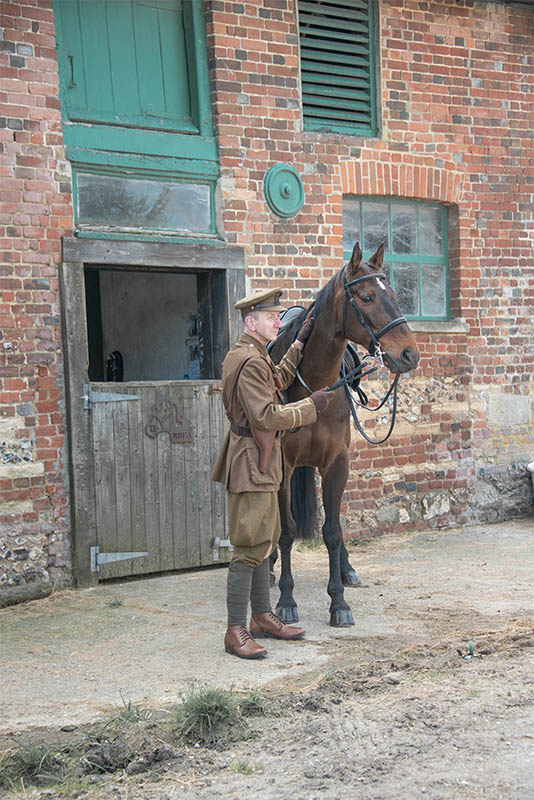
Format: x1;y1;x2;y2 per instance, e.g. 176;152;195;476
402;348;417;366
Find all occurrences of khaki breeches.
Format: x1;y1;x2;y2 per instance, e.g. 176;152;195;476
227;491;281;568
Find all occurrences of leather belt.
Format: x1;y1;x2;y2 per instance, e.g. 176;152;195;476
230;421;253;437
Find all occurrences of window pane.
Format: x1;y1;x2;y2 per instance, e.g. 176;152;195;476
362;202;389;253
393;262;419;316
391;203;417;254
77;173;211;232
421;263;447;316
342;198;360;252
419;205;443;255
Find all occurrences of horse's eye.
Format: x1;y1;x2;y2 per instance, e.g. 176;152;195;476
361;295;373;304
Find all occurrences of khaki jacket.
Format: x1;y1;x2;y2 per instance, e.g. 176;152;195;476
211;333;317;492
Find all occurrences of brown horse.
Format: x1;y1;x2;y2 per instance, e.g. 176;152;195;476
269;242;420;626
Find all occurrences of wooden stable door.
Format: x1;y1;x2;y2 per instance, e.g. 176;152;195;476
86;380;230;579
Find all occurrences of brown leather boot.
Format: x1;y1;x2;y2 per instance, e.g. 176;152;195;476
250;611;305;640
224;626;267;659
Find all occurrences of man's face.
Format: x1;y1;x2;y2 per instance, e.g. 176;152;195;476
246;310;283;344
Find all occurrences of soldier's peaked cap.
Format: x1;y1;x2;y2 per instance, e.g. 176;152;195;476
235;288;287;314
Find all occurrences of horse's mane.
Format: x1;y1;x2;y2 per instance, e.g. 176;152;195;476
269;271;339;364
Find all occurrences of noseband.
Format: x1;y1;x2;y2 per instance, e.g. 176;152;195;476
342;267;406;358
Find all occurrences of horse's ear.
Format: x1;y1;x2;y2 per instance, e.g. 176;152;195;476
347;242;362;277
368;242;385;269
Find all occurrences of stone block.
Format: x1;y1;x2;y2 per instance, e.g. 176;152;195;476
422;491;451;520
487;393;530;427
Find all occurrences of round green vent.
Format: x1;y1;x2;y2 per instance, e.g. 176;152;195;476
264;164;305;219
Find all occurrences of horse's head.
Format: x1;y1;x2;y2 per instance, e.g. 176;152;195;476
341;242;420;374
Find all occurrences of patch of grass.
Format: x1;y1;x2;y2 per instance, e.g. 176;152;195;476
349;537;372;548
0;713;165;792
172;684;245;747
295;537;324;552
320;666;337;683
419;668;443;683
229;760;264;775
238;689;266;717
115;694;152;723
105;597;123;608
0;741;74;792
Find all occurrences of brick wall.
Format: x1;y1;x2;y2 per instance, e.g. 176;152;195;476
0;0;73;598
206;0;534;534
1;0;532;600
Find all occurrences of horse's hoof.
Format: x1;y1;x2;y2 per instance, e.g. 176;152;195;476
269;571;276;588
342;570;362;587
330;608;355;627
275;605;299;624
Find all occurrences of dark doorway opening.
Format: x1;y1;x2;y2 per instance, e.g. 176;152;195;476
84;266;227;382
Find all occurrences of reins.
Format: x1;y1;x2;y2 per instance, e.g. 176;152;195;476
296;266;407;445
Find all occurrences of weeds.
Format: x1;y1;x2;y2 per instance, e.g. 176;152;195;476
1;684;251;792
238;689;266;717
229;760;264;775
0;741;73;791
172;684;245;747
115;694;152;723
105;597;123;608
295;538;324;552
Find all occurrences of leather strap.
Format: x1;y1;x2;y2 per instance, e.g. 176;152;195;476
230;421;253;437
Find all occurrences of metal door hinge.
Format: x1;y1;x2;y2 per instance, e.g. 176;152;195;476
83;384;140;411
90;546;148;573
212;537;233;561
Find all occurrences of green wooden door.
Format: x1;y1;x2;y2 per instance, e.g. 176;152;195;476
57;0;197;133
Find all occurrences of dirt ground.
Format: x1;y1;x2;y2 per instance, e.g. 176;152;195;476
1;519;533;799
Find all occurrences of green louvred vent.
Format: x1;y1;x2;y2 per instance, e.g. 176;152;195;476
298;0;377;136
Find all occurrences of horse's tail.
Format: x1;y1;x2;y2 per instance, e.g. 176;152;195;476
290;466;318;540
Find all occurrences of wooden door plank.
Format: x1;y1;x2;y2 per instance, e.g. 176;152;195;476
127;385;148;573
157;398;175;572
93;400;118;562
108;398;133;578
182;384;201;567
141;385;162;574
209;387;230;563
195;386;213;566
170;385;188;570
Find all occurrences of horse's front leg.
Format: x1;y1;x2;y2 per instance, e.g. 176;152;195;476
274;473;300;624
321;449;355;626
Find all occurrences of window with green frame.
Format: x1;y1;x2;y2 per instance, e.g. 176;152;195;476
54;0;218;238
342;198;450;320
298;0;378;136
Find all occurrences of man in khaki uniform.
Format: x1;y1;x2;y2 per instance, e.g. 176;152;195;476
212;288;333;659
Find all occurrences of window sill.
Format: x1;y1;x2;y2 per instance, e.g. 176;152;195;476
409;318;469;334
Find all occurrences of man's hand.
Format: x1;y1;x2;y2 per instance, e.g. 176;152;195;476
310;386;333;413
296;308;315;345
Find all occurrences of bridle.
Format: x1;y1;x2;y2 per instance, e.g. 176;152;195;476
342;266;407;361
295;266;408;444
341;266;408;444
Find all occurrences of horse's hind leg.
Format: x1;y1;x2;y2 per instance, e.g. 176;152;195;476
269;547;278;587
321;449;355;626
274;476;299;624
340;541;361;587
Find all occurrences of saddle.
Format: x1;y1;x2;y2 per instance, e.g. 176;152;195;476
269;306;368;405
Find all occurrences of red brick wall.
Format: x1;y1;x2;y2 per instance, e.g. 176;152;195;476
206;0;534;534
0;0;73;593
